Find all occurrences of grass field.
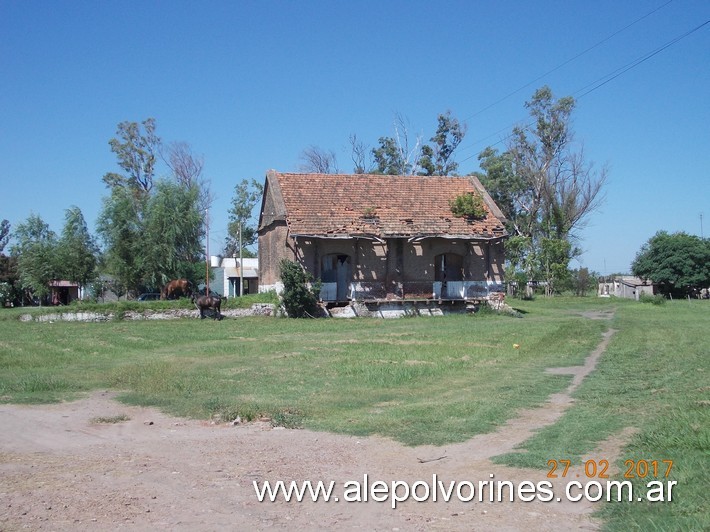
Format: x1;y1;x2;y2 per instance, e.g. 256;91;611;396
1;296;707;530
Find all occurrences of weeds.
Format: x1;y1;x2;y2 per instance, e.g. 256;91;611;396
639;293;666;305
90;414;130;424
271;407;305;429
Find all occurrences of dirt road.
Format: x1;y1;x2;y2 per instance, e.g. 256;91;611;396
1;329;628;531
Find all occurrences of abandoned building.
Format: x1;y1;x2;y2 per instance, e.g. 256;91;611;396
598;276;656;300
49;280;80;305
257;171;508;307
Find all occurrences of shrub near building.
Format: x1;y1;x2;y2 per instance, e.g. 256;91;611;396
278;259;321;318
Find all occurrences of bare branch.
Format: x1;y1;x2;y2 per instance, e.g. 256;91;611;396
299;146;339;174
163;141;213;213
392;112;423;175
349;134;370;174
164;141;204;187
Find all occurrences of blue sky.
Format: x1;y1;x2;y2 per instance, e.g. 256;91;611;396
1;0;708;275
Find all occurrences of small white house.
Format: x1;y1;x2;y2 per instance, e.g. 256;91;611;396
598;276;655;300
209;256;259;297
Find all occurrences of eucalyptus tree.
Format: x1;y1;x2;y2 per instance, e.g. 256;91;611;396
98;119;159;295
102;118;160;193
475;86;607;294
418;111;467;176
302;111;468;176
373;136;412;175
369;111;468;176
98;118;210;295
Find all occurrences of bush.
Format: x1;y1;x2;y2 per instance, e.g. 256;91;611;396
449;192;486;219
278;260;321;318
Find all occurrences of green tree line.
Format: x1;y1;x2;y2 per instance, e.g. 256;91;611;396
1;118;263;306
4;92;706;306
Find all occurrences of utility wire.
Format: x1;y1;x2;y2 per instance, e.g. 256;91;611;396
574;19;710;99
462;0;675;122
458;18;710;164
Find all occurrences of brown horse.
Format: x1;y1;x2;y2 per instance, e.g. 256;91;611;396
161;279;193;300
194;295;222;320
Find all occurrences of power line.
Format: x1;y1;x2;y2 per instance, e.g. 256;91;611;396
574;19;709;99
458;18;710;164
462;0;675;123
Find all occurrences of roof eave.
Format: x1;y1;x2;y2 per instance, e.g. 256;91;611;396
290;232;508;242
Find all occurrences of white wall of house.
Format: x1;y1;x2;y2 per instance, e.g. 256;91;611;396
598;277;654;300
210;256;259;296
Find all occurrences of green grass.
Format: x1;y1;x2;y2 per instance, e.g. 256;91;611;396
0;297;608;442
0;296;707;529
495;299;709;531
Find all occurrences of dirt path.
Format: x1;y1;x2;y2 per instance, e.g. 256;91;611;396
0;326;630;531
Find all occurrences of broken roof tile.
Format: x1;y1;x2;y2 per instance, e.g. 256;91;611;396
266;172;508;239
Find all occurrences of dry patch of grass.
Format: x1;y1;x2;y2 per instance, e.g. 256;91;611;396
90;414;130;424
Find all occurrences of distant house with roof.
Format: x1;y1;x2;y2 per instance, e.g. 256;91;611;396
209;256;259;297
49;280;80;305
257;171;508;305
598;276;655;300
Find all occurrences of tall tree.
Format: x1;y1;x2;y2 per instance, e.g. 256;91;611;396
141;180;204;287
102;118;160;193
0;257;18;306
632;231;710;297
56;206;98;293
570;267;597;296
418;111;467;176
98;119;210;295
476;86;607;293
224;179;263;258
97;186;145;296
99;118;159;296
11;214;58;304
512;86;606;240
164;141;203;187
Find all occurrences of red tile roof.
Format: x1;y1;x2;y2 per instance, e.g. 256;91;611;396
268;172;507;239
